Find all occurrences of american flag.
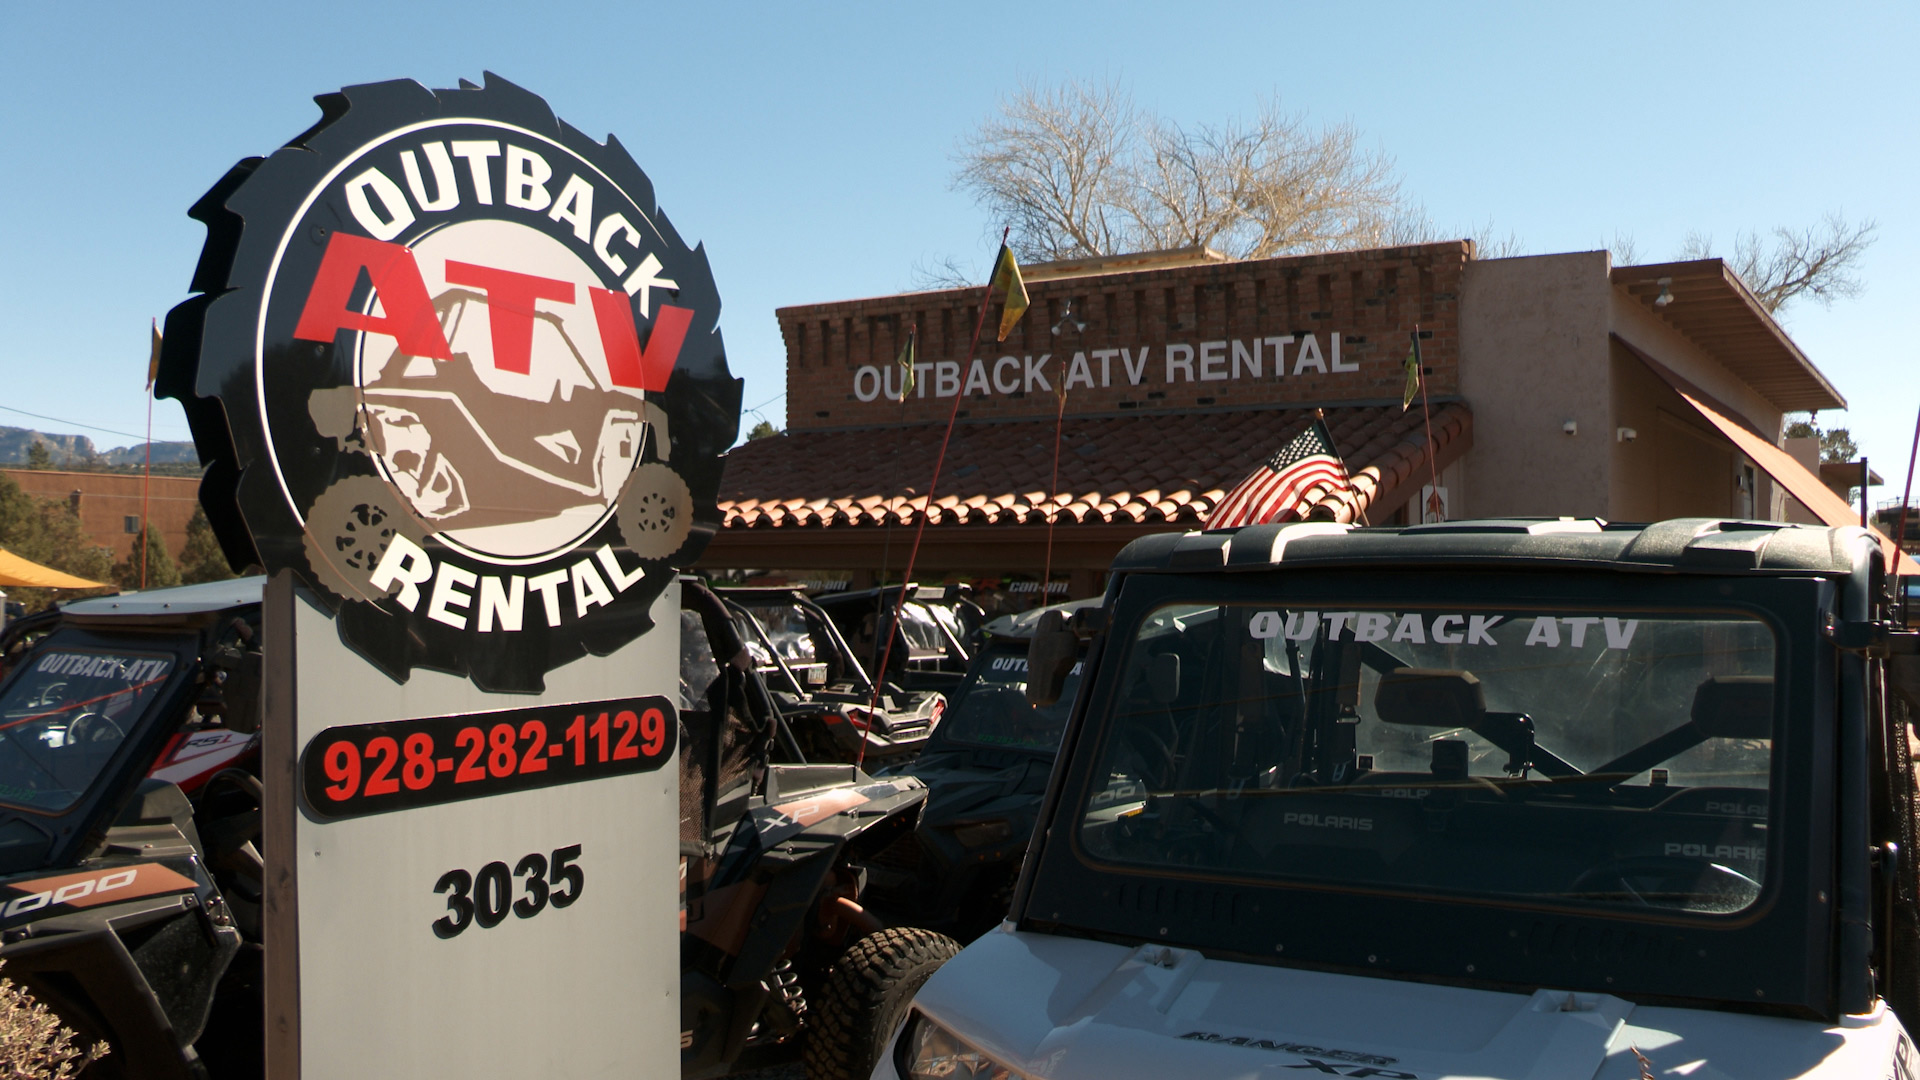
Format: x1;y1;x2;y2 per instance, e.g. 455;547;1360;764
1205;418;1351;528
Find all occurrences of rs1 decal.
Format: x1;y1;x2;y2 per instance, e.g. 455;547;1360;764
302;696;674;820
0;863;198;921
432;844;583;939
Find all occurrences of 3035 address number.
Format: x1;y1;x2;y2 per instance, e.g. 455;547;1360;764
434;844;583;939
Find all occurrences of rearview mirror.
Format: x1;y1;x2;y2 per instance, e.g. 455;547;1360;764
1026;610;1077;707
1691;675;1772;740
1375;668;1486;729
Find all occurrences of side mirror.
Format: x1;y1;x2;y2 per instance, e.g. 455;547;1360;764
1026;610;1077;707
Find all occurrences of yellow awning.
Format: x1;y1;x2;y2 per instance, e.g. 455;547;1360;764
1620;336;1920;576
0;548;109;590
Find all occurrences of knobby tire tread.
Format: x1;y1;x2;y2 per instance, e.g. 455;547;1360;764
1888;691;1920;1031
802;927;959;1080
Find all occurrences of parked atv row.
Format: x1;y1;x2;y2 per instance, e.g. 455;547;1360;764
0;577;959;1079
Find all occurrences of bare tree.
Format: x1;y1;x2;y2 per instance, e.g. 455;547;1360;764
1679;213;1877;313
1380;204;1525;259
907;253;979;291
1608;231;1640;267
953;78;1134;262
954;79;1404;263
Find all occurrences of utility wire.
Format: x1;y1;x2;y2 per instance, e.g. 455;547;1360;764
0;404;186;444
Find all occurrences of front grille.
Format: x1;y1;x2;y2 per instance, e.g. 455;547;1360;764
866;831;924;872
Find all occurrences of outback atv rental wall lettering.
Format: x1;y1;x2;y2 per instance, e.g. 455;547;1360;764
885;518;1920;1080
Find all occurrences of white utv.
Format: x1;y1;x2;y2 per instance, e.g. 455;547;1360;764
879;518;1920;1080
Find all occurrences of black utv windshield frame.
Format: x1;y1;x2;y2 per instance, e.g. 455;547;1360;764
0;625;200;873
1020;562;1843;1019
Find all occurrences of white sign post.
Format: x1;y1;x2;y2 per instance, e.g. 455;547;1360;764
263;575;681;1076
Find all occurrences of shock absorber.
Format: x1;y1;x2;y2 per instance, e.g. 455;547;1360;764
770;957;808;1022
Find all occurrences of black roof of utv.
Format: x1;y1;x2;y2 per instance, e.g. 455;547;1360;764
1114;518;1873;577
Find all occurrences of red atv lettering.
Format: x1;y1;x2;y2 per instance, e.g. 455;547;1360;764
591;287;689;392
292;233;452;359
442;261;575;375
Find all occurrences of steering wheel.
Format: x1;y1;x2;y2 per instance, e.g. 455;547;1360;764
65;711;124;745
1567;856;1759;910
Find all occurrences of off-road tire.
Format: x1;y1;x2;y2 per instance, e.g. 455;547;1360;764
802;927;959;1080
1884;688;1920;1030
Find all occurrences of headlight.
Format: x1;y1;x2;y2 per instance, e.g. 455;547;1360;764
951;819;1012;848
904;1014;1021;1079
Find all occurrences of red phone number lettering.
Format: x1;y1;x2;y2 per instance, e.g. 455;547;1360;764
301;697;674;819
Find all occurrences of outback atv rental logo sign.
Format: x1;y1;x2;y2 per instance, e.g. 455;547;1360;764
161;75;740;690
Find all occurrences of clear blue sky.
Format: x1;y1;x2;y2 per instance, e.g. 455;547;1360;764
4;2;1916;497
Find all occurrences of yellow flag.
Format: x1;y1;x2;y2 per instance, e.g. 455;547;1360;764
896;324;917;399
989;245;1029;341
147;320;162;389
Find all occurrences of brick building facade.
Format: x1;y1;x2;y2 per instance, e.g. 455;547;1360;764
703;240;1864;598
4;469;200;564
777;244;1463;429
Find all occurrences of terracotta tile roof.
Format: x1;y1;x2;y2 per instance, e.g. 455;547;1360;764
719;403;1471;531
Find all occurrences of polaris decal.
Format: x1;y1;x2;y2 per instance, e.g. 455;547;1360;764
160;74;741;691
1178;1031;1410;1076
1283;812;1374;831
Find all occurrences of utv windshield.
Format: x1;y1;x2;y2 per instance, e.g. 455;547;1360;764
0;648;175;812
1078;601;1775;915
732;602;829;687
939;646;1082;753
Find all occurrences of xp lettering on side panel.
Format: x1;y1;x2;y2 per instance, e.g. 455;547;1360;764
299;696;674;820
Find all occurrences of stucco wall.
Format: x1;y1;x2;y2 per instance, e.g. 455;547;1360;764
1458;252;1613;518
1608;288;1789;522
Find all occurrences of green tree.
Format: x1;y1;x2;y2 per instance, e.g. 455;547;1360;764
112;524;181;593
747;420;781;441
1785;413;1859;463
23;442;51;470
0;474;114;612
177;508;236;585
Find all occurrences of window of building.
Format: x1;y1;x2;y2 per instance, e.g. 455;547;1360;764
123;516;140;534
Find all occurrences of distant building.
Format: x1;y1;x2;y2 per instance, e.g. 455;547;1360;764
3;469;199;563
704;241;1861;601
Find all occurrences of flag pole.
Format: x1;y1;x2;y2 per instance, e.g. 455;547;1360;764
1038;383;1068;608
141;318;157;590
1314;408;1370;526
1894;404;1920;579
1414;326;1443;523
861;232;1009;767
871;323;917;680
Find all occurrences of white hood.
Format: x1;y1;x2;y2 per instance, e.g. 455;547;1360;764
884;927;1911;1080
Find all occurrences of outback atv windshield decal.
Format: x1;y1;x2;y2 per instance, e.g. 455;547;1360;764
1246;610;1640;649
1179;1031;1409;1076
32;652;173;684
160;74;740;691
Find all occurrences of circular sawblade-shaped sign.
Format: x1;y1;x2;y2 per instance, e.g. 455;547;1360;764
160;74;740;691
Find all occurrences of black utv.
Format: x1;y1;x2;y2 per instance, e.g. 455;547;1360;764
0;578;268;1080
883;518;1920;1080
712;585;946;765
813;585;981;693
676;579;960;1078
861;599;1098;941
